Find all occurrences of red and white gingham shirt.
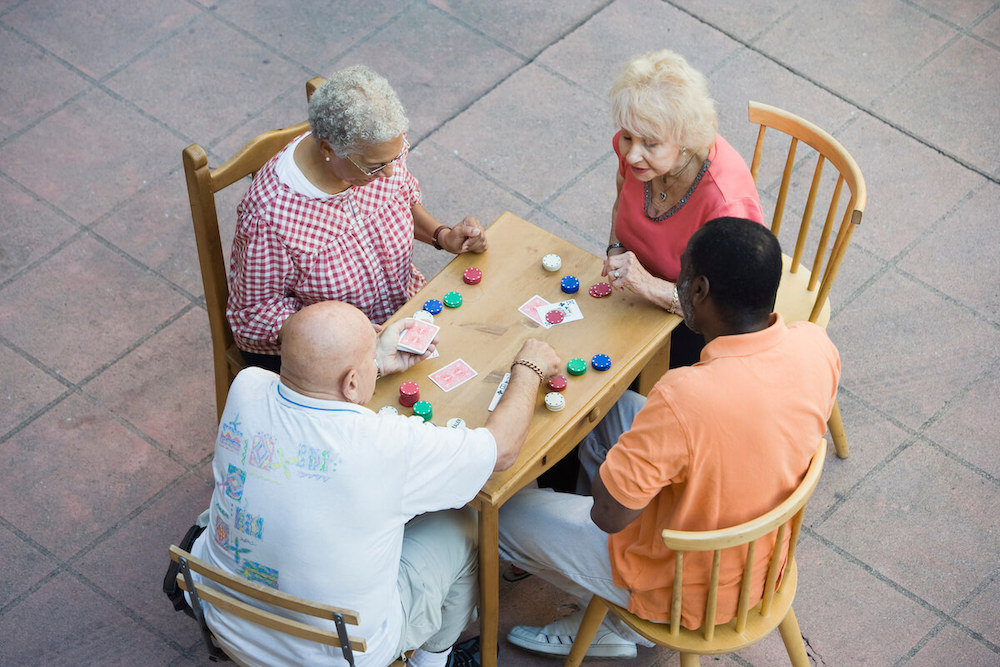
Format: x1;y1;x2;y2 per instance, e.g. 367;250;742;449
226;135;426;354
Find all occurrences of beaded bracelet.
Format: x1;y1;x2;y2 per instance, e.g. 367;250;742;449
511;359;545;383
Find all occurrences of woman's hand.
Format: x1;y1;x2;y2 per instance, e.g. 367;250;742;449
442;217;488;254
606;251;679;312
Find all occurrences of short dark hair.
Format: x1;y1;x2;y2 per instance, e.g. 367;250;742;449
686;217;782;320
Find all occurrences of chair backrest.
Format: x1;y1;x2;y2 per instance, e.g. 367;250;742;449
183;76;324;418
169;544;366;665
661;438;827;641
748;101;867;323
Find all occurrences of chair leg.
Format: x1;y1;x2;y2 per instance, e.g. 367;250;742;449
679;653;701;667
827;398;849;459
777;607;810;667
563;597;609;667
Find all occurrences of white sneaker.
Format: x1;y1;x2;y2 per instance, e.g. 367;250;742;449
507;608;637;659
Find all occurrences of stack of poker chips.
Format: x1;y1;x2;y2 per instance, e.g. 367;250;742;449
399;381;420;407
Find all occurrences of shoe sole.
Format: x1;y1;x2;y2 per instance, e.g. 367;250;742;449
507;635;636;660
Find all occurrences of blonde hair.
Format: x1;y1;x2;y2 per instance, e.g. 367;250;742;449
609;50;717;153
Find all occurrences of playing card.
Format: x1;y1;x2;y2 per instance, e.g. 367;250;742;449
536;299;583;326
397;320;440;354
429;359;478;392
518;295;551;326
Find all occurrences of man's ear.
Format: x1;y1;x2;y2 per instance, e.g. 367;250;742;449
689;275;710;306
341;368;361;404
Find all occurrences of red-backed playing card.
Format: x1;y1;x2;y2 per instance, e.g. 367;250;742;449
397;320;440;354
429;359;477;392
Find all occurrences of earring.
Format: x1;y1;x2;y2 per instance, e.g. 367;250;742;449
325;156;331;162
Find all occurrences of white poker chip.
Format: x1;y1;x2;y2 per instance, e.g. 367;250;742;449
542;253;562;272
378;406;399;415
446;417;467;429
544;392;566;412
413;310;435;324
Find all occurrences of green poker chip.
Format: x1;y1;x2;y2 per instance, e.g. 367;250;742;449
413;400;433;422
443;291;463;308
567;357;587;376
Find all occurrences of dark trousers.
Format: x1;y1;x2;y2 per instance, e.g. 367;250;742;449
240;350;282;374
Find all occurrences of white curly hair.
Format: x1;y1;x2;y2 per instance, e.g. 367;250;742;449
309;65;409;156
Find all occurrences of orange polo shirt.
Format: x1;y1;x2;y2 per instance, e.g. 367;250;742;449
599;314;840;628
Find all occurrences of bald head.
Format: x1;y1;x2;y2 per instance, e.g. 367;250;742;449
280;301;377;403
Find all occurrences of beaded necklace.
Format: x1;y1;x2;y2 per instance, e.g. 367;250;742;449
643;159;711;222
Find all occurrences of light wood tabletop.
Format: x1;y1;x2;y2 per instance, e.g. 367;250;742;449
368;212;680;667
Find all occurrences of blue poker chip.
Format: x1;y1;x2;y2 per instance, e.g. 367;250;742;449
560;275;580;294
591;353;611;371
423;298;443;315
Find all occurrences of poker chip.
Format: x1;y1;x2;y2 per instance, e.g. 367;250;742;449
399;381;420;407
547;375;568;392
463;267;482;285
412;400;433;422
542;253;562;272
443;291;463;308
378;406;399;415
413;309;435;324
545;309;565;325
423;299;443;315
446;417;467;429
560;276;580;294
591;353;612;371
567;358;587;376
589;282;613;298
544;392;566;412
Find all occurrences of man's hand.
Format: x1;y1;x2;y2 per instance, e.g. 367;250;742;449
443;216;488;254
512;338;562;379
376;318;438;376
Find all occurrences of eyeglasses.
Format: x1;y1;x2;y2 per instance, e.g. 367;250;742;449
346;139;409;177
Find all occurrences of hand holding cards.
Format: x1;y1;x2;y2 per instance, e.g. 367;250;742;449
397;320;440;355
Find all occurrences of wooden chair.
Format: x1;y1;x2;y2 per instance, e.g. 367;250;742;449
749;101;867;459
169;544;409;666
183;77;324;419
565;438;827;667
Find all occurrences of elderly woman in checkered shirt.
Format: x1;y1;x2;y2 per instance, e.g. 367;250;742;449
227;65;487;372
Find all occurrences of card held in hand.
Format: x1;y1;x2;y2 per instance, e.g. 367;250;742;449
397;320;440;355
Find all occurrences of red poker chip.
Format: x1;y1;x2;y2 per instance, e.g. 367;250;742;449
463;267;482;285
589;282;613;298
547;375;568;392
545;309;565;325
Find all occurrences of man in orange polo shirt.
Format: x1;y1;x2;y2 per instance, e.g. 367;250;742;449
499;217;841;660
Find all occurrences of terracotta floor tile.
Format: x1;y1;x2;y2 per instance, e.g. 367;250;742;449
971;7;1000;43
0;29;90;142
0;394;185;559
215;0;405;70
923;361;1000;479
73;472;213;646
909;0;997;27
756;0;955;107
544;151;620;252
0;177;79;284
828;267;1000;429
82;308;218;466
0;342;67;439
669;0;800;42
0;572;184;664
427;0;610;58
433;64;609;205
898;182;1000;324
907;624;1000;666
875;36;1000;177
956;577;1000;647
0;524;58;609
1;0;200;80
324;3;525;143
535;0;742;99
0;235;188;384
102;12;306;146
0;87;180;225
92;168;204;297
816;441;1000;613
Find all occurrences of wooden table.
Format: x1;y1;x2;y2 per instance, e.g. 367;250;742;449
368;212;680;666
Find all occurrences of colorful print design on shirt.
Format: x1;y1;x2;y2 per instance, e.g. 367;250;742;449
225;464;246;501
234;507;264;539
291;442;339;481
213;515;230;548
219;416;245;454
239;560;279;589
248;432;280;471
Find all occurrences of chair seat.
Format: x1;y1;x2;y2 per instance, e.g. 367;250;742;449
605;560;799;656
774;254;830;328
